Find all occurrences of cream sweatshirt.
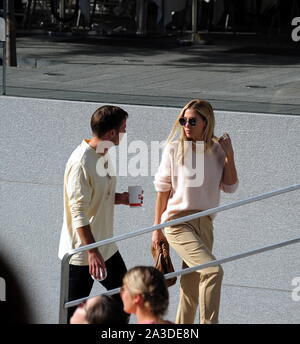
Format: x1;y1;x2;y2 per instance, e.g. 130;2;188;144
154;141;238;223
58;140;118;265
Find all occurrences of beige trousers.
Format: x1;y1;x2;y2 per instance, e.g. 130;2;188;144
164;212;223;324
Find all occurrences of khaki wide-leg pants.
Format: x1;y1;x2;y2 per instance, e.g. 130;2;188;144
164;212;223;324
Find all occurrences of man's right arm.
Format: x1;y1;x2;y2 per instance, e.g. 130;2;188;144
67;163;105;279
76;225;106;280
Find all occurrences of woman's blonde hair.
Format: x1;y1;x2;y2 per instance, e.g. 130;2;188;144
123;266;169;317
166;99;218;163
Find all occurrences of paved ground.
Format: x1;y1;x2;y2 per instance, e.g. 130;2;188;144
2;30;300;115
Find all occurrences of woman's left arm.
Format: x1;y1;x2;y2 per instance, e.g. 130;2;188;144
219;133;238;186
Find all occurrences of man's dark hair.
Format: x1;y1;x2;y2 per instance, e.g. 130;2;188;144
91;105;128;138
86;295;128;324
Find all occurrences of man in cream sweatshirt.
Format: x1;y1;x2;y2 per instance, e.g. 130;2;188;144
58;105;129;322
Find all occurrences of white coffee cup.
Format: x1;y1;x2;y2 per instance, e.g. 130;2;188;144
128;186;143;207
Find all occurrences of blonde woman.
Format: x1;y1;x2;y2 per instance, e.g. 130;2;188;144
152;99;238;324
120;266;172;324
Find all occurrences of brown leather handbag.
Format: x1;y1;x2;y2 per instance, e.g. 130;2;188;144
151;240;177;287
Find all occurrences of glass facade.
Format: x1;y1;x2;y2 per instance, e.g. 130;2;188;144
1;0;300;115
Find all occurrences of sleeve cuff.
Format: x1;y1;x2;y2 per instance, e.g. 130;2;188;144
221;179;239;193
153;180;172;192
73;217;90;229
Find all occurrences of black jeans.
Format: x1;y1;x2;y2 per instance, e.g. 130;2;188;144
67;251;128;323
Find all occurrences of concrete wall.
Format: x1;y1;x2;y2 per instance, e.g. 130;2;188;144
0;96;299;323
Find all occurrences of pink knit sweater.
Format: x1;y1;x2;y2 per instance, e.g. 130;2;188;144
154;141;238;222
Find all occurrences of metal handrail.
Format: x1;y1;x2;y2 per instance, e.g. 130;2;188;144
59;183;300;323
65;236;300;309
